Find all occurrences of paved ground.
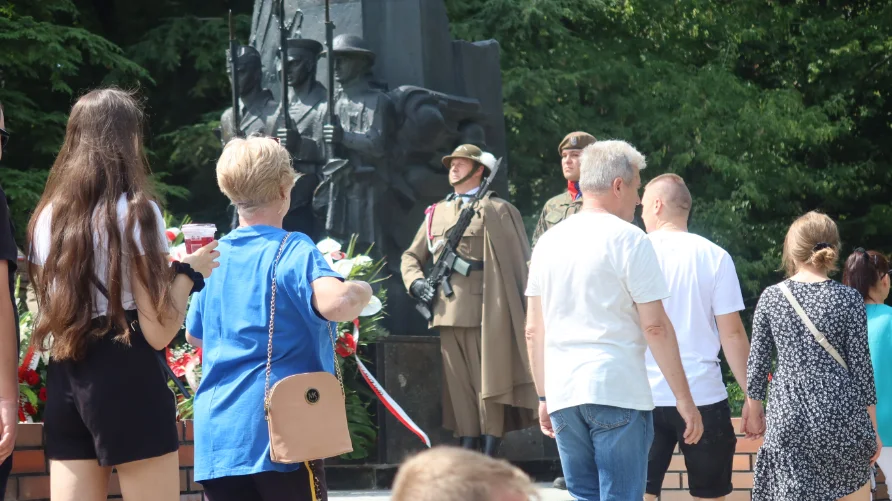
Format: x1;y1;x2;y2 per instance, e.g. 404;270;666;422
330;484;574;500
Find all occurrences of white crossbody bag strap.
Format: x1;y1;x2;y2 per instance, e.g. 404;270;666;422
777;282;849;371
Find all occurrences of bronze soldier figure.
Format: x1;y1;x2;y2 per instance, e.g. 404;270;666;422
220;46;278;142
401;145;537;457
271;38;328;238
530;131;597;248
320;34;398;247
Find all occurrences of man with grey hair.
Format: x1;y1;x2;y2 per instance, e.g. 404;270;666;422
525;140;702;501
641;173;762;501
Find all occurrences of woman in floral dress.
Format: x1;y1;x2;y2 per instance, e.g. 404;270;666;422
746;212;881;500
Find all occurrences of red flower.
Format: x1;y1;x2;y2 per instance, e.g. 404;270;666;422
17;367;26;383
167;348;187;378
767;373;773;382
25;370;40;386
18;407;24;422
330;251;346;261
166;230;177;242
38;388;47;402
23;403;36;416
335;332;357;358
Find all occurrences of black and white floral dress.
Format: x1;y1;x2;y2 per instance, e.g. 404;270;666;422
747;280;877;500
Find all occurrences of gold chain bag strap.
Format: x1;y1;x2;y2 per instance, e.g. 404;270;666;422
264;233;353;463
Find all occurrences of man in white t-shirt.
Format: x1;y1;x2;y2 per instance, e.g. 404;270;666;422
525;140;703;501
640;173;763;501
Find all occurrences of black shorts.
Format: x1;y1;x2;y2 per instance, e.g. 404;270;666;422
646;399;737;499
44;311;179;466
201;461;327;501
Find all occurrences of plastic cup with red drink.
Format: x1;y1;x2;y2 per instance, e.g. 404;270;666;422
181;224;217;254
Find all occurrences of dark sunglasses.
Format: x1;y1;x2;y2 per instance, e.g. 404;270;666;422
0;127;8;149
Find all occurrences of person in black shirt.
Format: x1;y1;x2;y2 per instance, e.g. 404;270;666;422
0;100;18;493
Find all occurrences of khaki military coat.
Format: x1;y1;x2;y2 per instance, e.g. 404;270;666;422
401;192;538;432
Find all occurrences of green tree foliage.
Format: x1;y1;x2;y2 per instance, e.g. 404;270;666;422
3;0;892;313
446;0;892;307
0;0;253;241
0;0;148;240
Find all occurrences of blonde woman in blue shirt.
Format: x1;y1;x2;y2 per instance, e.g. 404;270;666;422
185;136;372;501
843;248;891;475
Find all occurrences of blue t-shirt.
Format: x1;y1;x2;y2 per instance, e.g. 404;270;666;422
866;303;892;444
185;226;341;482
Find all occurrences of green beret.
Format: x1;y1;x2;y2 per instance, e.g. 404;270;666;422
558;132;597;156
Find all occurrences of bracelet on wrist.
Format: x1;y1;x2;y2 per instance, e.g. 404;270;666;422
538;396;546;402
172;261;205;295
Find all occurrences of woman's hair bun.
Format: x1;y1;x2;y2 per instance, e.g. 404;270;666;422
810;246;838;271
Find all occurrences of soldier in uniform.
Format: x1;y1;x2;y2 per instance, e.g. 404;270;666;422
530;131;597;248
271;38;328;238
401;145;537;457
220;45;278;142
529;131;595;491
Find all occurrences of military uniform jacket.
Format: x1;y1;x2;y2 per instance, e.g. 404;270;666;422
401;194;489;328
266;83;329;172
221;90;278;142
531;189;583;248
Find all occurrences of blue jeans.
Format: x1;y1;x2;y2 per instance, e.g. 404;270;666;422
550;404;653;501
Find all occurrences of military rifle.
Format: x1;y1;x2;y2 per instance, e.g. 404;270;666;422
320;0;348;175
413;157;502;321
324;0;336;136
227;10;242;140
275;0;293;138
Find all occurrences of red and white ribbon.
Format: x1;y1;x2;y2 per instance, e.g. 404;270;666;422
22;345;38;371
350;319;431;448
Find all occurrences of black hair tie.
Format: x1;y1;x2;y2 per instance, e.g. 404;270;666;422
813;242;831;252
172;260;206;294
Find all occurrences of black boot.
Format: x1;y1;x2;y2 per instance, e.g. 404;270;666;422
459;436;480;450
481;435;502;457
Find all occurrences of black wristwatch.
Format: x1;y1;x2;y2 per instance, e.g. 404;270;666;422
172;261;205;294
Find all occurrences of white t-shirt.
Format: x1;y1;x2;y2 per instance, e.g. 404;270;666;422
526;212;670;413
30;194;168;317
644;231;744;406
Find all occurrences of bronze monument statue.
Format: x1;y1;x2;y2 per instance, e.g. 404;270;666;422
220;45;278;143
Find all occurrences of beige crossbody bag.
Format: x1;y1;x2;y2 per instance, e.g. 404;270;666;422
777;282;849;370
264;233;353;463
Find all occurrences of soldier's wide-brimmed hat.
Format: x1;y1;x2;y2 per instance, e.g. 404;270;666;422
442;144;483;168
558;131;596;155
286;38;324;57
325;34;375;60
442;144;493;176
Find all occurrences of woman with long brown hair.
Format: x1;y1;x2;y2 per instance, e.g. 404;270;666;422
26;88;219;501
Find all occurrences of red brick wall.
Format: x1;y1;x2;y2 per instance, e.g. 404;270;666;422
4;419;888;500
5;422;202;501
656;418;889;501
